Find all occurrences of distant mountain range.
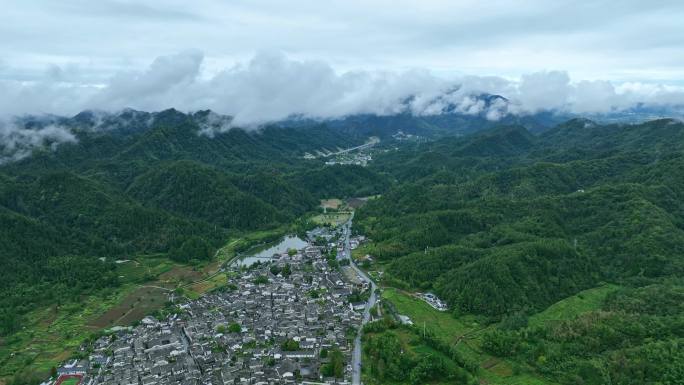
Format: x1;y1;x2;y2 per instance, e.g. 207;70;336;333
8;91;682;147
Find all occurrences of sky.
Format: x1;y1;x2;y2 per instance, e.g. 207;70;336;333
1;0;684;122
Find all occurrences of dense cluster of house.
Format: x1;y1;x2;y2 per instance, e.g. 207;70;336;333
323;151;372;167
61;240;367;385
391;130;424;142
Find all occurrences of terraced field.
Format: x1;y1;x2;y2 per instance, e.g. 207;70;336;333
378;288;557;385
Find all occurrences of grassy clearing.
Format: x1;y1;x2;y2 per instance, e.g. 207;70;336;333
380;288;556;385
157;266;205;288
88;286;169;328
1;256;178;377
114;255;175;285
0;286;132;378
528;283;620;328
382;288;472;341
185;273;228;297
320;198;343;210
312;212;352;227
346;195;380;209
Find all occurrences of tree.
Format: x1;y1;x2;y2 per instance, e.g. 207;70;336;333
281;338;300;351
282;263;292;278
170;236;212;263
253;275;269;285
321;349;344;378
228;322;241;333
482;329;520;357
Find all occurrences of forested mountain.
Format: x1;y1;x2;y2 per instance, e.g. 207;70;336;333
126;160;293;230
279;101;570;139
356;118;684;384
3;107;684;383
359;118;684;310
0;108;390;336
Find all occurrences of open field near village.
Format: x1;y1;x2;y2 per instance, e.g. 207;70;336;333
378;288;556;385
88;286;169;328
0;231;269;379
371;283;626;385
320;198;344;210
312;212;352;226
0;289;129;379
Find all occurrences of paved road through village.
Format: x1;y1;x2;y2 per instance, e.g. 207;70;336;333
340;213;378;385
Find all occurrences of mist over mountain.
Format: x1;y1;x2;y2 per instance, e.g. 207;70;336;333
3;105;684;383
3;1;684;383
3;52;684;126
4;96;682;166
4;52;683;167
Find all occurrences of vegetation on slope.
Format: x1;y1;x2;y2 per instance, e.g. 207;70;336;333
0;109;385;344
356;118;684;384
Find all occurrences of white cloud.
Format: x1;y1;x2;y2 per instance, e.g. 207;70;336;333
0;121;77;164
3;1;684;80
514;71;571;113
1;1;683;123
1;52;684;126
571;80;619;113
196;110;234;138
88;50;204;111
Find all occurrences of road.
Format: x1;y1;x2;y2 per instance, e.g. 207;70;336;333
322;138;379;158
340;213;378;385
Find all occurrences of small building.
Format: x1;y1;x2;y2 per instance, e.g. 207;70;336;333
398;315;413;326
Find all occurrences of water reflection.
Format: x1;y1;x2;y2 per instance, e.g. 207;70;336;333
236;235;308;267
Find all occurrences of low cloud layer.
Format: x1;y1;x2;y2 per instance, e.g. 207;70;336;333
0;121;77;164
1;52;684;126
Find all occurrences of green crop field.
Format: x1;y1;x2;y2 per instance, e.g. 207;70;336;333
0;232;260;380
0;288;127;378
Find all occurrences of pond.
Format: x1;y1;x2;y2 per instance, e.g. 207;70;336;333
235;235;308;267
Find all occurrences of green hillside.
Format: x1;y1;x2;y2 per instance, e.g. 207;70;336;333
2;112;684;383
356;118;684;384
0;110;384;343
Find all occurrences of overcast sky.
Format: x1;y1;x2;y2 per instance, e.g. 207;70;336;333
1;0;684;121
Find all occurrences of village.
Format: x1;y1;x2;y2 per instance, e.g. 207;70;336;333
303;137;379;167
47;225;374;385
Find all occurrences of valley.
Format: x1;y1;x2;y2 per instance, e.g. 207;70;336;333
1;111;684;385
4;2;684;385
